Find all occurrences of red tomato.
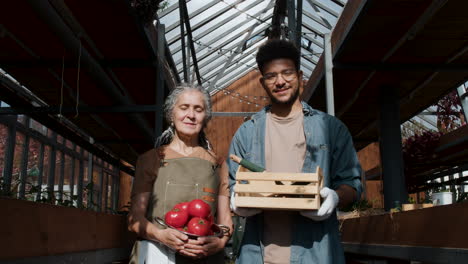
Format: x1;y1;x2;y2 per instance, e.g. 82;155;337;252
176;226;188;232
206;213;215;225
164;208;189;228
173;202;189;212
188;199;211;218
187;217;210;236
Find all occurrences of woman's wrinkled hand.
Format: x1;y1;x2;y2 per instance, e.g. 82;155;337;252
155;228;189;252
179;236;226;259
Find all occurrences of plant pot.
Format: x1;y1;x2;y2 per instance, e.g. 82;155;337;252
431;192;453;205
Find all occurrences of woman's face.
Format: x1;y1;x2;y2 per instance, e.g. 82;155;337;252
172;90;207;139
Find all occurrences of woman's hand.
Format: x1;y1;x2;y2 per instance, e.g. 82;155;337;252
179;236;227;258
154;228;189;252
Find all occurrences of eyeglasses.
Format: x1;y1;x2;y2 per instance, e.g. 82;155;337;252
262;69;297;85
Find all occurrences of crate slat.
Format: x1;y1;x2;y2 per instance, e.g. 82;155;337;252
236;172;320;182
235;183;319;195
235;196;320;210
234;165;323;210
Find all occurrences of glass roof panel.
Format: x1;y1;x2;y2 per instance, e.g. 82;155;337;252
159;0;348;94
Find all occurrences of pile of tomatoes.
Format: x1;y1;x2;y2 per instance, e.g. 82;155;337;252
164;199;214;236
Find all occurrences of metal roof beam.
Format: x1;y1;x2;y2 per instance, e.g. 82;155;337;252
269;0;287;39
180;0;202;85
302;8;332;30
170;1;269;55
26;0;155;144
0;75;135;175
178;0;188;82
208;0;275;91
307;0;339;17
0;105;163;114
158;0;192;17
174;18;271;68
166;0;241;35
198;36;265;77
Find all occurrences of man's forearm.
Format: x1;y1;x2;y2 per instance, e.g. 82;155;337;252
335;184;357;209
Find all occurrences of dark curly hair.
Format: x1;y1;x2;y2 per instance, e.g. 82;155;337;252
255;39;300;74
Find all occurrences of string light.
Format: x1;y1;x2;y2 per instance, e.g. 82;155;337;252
217;86;270;107
220;0;272;26
195;40;256;70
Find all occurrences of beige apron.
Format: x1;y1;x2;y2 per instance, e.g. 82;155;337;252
130;156;224;264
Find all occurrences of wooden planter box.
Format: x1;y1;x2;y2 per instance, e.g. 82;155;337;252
234;166;323;210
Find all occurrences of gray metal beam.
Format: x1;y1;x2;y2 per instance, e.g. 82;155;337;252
18;118;30;199
324;33;335;116
165;0;220;33
171;4;271;61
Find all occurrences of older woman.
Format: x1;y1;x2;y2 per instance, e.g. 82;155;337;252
128;84;233;263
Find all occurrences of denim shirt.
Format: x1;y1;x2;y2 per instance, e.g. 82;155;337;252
227;102;362;264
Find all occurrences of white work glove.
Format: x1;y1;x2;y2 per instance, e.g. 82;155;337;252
230;188;262;217
300;187;339;221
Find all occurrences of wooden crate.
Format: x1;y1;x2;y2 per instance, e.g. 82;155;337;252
234;166;323;210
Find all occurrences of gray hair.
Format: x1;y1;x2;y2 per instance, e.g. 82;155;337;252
154;83;213;149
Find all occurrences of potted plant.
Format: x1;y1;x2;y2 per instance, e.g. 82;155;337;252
431;187;453;206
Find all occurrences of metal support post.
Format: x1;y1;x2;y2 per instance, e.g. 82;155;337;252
324;33;335;116
77;147;84;208
379;86;408;210
47;132;57;200
155;22;165;143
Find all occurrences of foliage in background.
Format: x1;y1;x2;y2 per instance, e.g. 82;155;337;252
131;0;166;25
402;89;466;171
401;118;428;139
433;90;466;133
402;130;442;166
340;199;373;212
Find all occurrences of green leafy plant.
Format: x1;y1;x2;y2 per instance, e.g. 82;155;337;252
341;199;373;212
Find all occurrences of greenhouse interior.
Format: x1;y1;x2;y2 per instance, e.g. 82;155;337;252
1;0;467;263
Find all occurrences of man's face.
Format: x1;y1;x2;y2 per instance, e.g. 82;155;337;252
260;58;302;106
